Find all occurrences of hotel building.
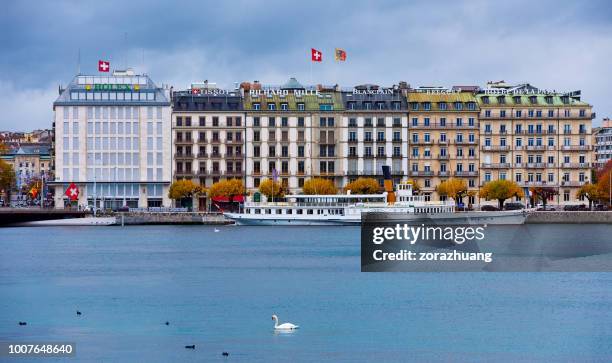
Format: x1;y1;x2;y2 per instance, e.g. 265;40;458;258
340;84;409;187
594;118;612;168
171;84;245;210
243;78;344;193
477;82;594;204
51;69;172;209
406;88;481;204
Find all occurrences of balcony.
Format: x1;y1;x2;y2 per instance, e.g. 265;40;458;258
481;145;510;151
175;153;194;159
561;181;587;187
561;145;591;151
175;139;193;145
453;140;478;145
411;140;434;145
409;171;434;177
197;139;208;144
348;139;358;144
438;171;450;177
561;163;590;169
481;163;511;169
438;154;449;159
174;171;194;178
526;145;546;151
392;138;402;143
525;163;546;169
454;171;478;177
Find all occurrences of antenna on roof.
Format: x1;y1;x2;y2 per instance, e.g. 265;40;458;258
77;48;81;75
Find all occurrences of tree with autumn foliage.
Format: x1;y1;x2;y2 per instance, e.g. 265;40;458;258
0;158;15;204
345;177;380;194
529;187;558;209
596;160;612;206
302;178;337;195
208;178;245;201
480;180;524;209
168;179;205;200
406;178;421;194
258;178;285;199
577;183;605;210
436;178;469;203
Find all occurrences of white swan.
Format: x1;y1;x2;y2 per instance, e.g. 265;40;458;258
214;228;220;233
272;314;299;330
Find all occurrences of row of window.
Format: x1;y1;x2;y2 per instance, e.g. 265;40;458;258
483;109;588;118
409;101;477;111
176;116;242;127
483;172;587;184
483;137;588;147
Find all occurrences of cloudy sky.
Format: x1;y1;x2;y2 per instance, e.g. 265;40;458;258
1;0;611;131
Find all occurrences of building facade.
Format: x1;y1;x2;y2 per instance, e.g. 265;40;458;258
341;84;409;187
243;78;344;193
477;82;594;205
406;89;481;204
0;144;51;205
51;69;172;209
594;118;612;168
171;84;245;210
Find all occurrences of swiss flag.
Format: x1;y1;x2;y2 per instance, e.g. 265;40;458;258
65;182;79;201
311;48;322;62
98;60;110;72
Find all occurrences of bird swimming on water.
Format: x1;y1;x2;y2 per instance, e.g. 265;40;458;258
272;314;299;330
222;352;229;357
185;345;195;349
76;310;82;316
165;321;169;325
18;321;27;326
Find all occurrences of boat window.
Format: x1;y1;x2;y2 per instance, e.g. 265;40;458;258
297;209;303;214
307;209;314;215
276;209;282;214
255;209;261;214
266;209;271;214
287;209;293;215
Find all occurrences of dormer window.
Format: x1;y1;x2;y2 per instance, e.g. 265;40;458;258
529;96;537;104
439;102;447;110
561;96;569;104
423;102;431;111
482;96;490;104
297;103;305;111
454;102;463;110
411;102;419;111
267;103;276;110
363;102;372;110
497;96;506;104
348;101;356;110
545;96;553;105
253;103;260;110
280;103;288;111
467;102;476;110
513;96;522;104
376;102;385;110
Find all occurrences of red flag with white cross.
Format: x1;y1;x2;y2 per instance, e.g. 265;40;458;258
65;183;79;201
311;48;322;62
98;60;110;72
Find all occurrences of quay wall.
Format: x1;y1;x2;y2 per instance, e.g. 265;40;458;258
116;212;230;225
526;211;612;224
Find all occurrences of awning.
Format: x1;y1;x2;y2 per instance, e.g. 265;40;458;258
212;195;245;203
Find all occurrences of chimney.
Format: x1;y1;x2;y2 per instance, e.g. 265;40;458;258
381;165;395;204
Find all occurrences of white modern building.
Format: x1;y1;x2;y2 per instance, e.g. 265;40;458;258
51;69;172;209
594;117;612;168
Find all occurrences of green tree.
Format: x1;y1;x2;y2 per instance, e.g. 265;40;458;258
345;177;380;194
302;178;337;195
480;179;524;209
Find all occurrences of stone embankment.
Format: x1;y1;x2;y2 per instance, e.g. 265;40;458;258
116;212;231;225
526;211;612;224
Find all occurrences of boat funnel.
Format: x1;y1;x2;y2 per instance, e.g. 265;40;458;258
382;165;396;204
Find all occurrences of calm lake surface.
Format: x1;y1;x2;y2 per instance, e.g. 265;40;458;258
1;225;612;362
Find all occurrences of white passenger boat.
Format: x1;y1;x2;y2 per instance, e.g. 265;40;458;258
19;216;117;226
224;182;527;226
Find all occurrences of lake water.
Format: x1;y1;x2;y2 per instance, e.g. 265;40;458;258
1;225;612;362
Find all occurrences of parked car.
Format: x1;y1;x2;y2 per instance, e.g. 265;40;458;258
563;204;588;211
594;204;609;211
504;202;525;210
536;206;556;211
481;205;500;211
